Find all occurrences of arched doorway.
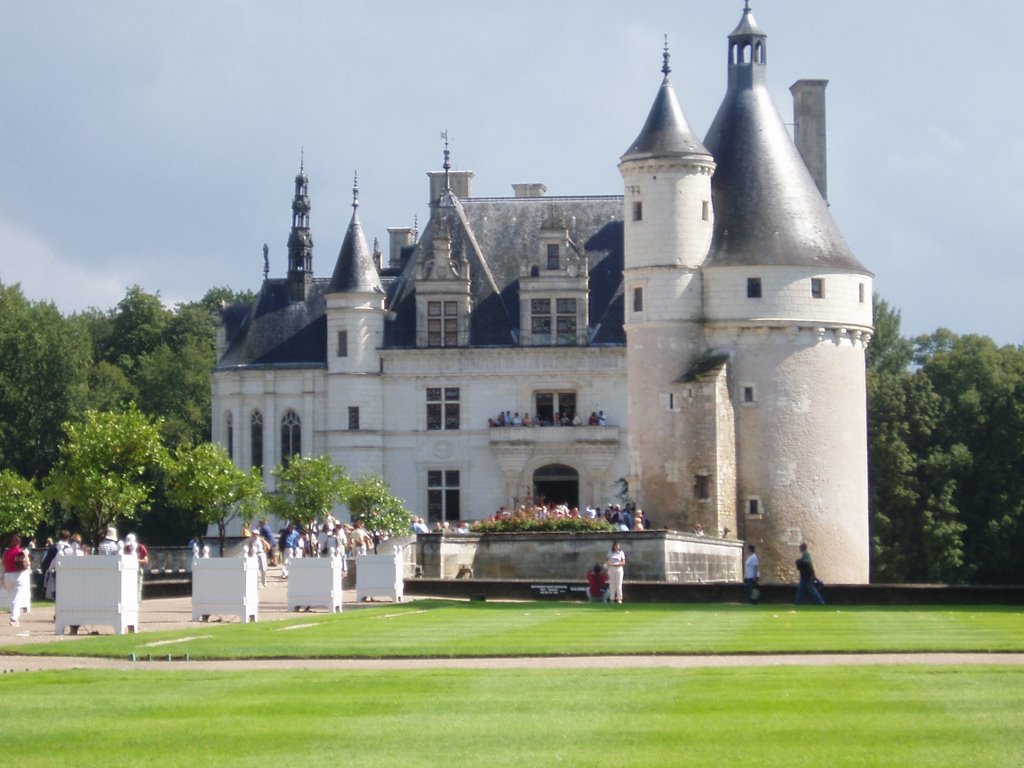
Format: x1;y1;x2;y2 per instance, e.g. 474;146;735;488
533;464;579;509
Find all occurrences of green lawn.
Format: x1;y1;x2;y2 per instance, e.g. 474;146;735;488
3;600;1022;659
1;666;1022;767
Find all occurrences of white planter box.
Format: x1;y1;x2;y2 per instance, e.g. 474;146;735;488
287;557;344;613
55;555;140;635
355;549;404;602
191;557;260;623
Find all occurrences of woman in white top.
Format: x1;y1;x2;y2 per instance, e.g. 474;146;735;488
605;541;626;603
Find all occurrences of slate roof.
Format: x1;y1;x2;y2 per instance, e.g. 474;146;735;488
620;73;711;162
327;206;383;295
702;8;869;274
384;192;625;348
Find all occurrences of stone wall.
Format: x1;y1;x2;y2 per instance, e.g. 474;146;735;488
416;531;741;583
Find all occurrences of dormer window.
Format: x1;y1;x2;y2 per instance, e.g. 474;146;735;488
546;243;560;270
427;301;459;347
632;201;643;221
747;277;762;298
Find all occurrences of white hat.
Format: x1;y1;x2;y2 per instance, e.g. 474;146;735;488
125;533;137;544
104;526;118;541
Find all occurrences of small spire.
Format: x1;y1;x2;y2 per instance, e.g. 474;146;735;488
744;0;751;12
662;35;671;77
352;171;359;209
300;147;304;174
413;214;419;243
263;243;269;280
441;129;451;190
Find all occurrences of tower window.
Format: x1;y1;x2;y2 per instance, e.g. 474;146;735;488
337;330;348;357
747;496;763;517
811;278;825;299
702;200;710;221
632;201;643;221
348;406;360;431
633;287;644;312
859;283;865;303
695;474;712;501
225;412;234;460
742;385;756;404
427;387;460;431
747;278;762;298
546;243;560;270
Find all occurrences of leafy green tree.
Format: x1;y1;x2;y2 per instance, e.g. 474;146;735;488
915;332;1024;583
268;455;351;537
0;284;90;478
867;298;968;583
166;442;265;555
45;406;168;545
0;470;47;538
346;474;412;538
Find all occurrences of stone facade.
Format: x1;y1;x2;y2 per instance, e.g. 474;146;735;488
212;7;873;584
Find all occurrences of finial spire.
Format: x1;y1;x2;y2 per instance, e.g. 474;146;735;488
300;147;304;174
441;129;451;190
352;171;359;209
263;243;269;280
662;35;671;77
744;0;751;12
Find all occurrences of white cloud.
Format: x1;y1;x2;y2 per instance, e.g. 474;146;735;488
0;220;130;313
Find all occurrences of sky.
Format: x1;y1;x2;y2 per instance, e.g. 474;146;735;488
1;1;1021;346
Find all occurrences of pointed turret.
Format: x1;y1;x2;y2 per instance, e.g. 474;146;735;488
328;174;383;295
703;3;865;271
286;159;314;302
621;41;711;163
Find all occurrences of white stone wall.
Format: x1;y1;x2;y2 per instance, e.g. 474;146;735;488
727;328;870;584
704;265;872;329
620;159;714;271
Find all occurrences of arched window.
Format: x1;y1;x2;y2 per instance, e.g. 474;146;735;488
225;411;234;460
251;410;264;472
280;410;301;464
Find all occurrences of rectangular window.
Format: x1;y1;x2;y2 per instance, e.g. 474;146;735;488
348;406;359;431
702;200;710;221
555;298;577;345
747;277;762;298
747;497;762;516
531;298;551;345
811;278;825;299
743;385;756;404
427;469;461;523
427;301;459;347
695;474;711;501
427;387;460;431
632;201;643;221
859;283;865;303
633;286;643;312
337;330;348;357
535;391;576;426
546;243;560;270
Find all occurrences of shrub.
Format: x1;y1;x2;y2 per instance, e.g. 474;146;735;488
470;513;614;534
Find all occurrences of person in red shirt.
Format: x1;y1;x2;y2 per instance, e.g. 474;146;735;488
2;534;32;626
585;563;609;603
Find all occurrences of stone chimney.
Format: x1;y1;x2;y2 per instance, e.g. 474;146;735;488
387;227;416;270
428;170;474;205
511;183;547;198
790;79;828;201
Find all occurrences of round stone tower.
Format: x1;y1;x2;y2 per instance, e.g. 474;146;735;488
619;44;717;527
702;6;873;583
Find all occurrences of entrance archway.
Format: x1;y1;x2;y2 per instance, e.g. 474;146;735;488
533;464;579;509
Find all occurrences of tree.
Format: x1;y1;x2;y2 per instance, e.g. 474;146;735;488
346;474;412;539
166;442;265;555
45;406;168;545
268;455;351;539
0;283;90;478
0;470;47;538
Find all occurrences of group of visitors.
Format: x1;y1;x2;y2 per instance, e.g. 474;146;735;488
238;516;384;587
488;410;608;428
742;541;826;606
2;526;149;626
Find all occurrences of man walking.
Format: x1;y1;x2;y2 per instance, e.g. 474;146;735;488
744;544;760;604
794;542;825;605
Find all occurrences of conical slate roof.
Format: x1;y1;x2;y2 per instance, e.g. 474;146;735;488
621;49;711;162
327;206;383;294
703;9;868;272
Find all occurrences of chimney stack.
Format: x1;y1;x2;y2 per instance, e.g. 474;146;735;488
790;79;829;201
